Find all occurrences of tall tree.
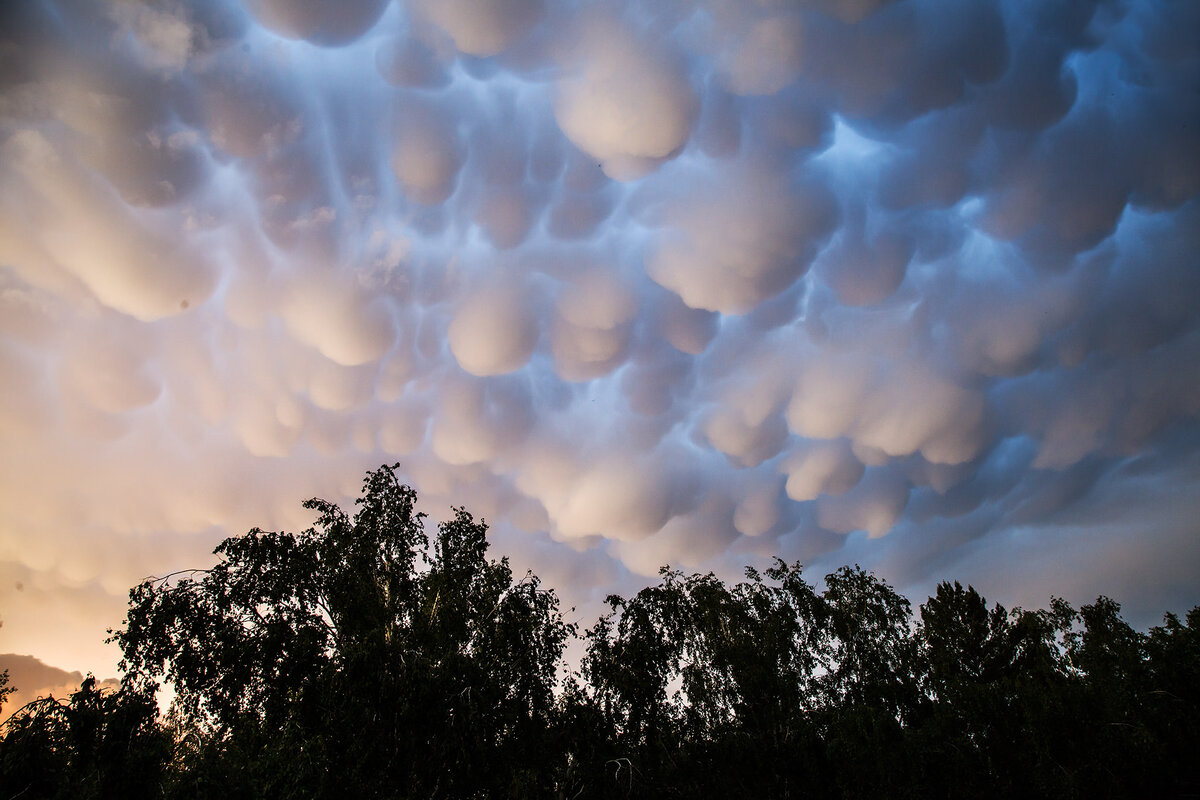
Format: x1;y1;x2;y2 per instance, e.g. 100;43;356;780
1144;607;1200;797
815;565;919;799
915;581;1012;796
110;465;574;799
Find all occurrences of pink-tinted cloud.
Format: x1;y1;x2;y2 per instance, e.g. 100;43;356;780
0;0;1197;684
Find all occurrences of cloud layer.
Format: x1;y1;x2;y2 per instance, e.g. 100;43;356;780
1;0;1198;677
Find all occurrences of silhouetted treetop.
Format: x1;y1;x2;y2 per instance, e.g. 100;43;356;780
3;465;1197;799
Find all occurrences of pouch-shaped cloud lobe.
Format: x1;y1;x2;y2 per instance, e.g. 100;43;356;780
646;160;838;313
244;0;388;46
554;13;698;180
0;0;1198;679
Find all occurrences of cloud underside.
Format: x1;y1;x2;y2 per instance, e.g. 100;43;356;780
0;0;1198;673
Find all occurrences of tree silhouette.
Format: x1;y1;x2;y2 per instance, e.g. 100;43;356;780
2;465;1198;798
111;465;574;799
0;675;169;799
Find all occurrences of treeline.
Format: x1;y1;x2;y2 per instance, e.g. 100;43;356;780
1;466;1197;799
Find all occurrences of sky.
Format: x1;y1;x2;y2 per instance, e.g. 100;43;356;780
0;0;1198;697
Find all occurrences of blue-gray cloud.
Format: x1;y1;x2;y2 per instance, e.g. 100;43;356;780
0;0;1197;675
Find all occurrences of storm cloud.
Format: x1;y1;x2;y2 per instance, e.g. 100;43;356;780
0;0;1198;678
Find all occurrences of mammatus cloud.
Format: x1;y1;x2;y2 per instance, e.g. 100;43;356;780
551;268;638;381
554;12;698;180
243;0;387;46
0;0;1198;681
448;284;539;376
391;98;465;207
412;0;544;58
645;160;838;314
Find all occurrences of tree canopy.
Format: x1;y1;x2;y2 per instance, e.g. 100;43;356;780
2;464;1198;799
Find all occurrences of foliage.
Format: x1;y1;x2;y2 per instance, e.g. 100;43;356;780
2;465;1198;798
0;676;170;799
110;465;575;799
